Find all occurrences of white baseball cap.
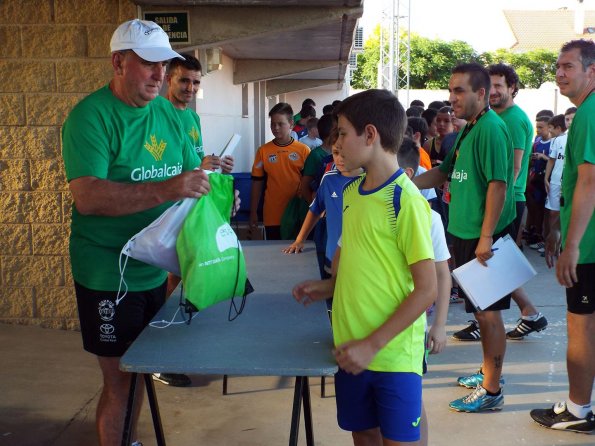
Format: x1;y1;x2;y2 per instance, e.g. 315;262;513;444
110;19;185;62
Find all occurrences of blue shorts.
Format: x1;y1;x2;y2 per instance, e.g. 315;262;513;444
335;369;422;442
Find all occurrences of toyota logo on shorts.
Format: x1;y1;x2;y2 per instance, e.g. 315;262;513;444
100;324;115;335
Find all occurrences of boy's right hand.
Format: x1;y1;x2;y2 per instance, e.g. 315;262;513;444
292;279;333;306
283;241;304;254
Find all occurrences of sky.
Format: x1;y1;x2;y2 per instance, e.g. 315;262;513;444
360;0;595;53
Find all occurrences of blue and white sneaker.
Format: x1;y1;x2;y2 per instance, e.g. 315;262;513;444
457;369;505;389
449;385;504;413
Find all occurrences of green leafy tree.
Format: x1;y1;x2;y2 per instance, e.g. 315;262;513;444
407;34;478;88
481;48;557;88
351;29;557;90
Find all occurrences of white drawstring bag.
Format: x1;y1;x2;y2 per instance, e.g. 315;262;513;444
121;197;197;277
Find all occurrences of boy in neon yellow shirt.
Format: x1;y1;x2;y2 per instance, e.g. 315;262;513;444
293;89;437;444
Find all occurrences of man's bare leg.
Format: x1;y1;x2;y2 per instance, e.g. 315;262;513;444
97;356;144;446
511;288;538;317
475;311;506;393
567;312;595;405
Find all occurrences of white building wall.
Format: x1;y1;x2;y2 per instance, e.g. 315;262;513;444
285;86;349;118
193;53;256;173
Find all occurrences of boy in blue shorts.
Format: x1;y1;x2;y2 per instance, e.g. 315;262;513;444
293;89;437;445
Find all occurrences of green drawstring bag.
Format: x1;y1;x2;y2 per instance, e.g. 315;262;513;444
176;173;249;317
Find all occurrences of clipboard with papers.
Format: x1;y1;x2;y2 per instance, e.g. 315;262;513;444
451;235;537;311
218;134;241;158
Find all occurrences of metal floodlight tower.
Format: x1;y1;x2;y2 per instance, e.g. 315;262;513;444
378;0;411;104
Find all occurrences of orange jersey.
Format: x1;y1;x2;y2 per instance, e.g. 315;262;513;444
251;138;310;226
419;146;432;171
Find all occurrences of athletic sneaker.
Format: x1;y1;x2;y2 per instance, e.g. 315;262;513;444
449;385;504;412
152;373;191;387
530;401;595;433
131;442;143;446
449;287;463;303
457;370;505;389
452;320;481;341
506;313;548;340
529;241;545;250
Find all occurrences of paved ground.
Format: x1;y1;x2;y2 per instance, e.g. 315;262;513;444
1;248;593;445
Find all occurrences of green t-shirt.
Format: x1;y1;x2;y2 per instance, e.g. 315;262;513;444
561;93;595;264
498;104;534;202
175;107;204;161
62;85;200;291
302;145;331;177
333;170;434;375
439;109;516;239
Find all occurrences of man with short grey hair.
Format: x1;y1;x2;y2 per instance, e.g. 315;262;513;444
530;38;594;434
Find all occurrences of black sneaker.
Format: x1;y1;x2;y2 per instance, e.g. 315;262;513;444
530;401;595;433
152;373;191;387
452;320;481;341
506;313;548;340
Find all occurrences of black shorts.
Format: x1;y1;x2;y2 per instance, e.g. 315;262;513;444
451;225;515;314
75;281;167;357
566;263;595;315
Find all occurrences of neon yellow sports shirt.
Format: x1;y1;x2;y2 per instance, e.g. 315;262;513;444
333;169;434;375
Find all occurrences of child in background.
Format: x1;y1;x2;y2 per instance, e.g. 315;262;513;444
397;135;451;446
407;116;432;170
544;114;567;253
250;103;310;240
564;106;576;129
292;89;436;445
299;117;323;150
284;145;363;286
424;106;454;167
525;115;552;250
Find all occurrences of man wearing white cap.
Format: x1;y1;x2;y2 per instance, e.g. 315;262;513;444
62;19;210;445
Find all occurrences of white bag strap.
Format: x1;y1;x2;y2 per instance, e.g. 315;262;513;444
115;247;130;306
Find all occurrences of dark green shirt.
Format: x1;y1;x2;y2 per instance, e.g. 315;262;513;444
439;109;516;239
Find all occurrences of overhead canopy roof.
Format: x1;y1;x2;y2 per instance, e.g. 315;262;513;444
135;0;364;93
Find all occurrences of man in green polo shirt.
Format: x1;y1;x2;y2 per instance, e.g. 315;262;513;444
530;38;595;434
166;53;234;173
454;64;549;342
414;63;516;412
62;20;211;445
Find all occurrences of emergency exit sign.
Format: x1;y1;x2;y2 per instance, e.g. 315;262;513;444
144;12;190;44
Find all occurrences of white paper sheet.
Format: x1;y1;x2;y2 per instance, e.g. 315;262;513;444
452;235;537;311
218;134;241;158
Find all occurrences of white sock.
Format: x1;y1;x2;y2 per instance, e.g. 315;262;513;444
522;312;542;321
566;399;592;419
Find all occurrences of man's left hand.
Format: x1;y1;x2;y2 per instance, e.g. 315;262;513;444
556;245;579;288
221;155;234;174
475;235;494;266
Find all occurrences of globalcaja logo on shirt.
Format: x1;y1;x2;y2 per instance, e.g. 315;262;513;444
130;162;183;181
451;168;468;183
144;135;167;161
130;134;182;181
268;154;278;163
